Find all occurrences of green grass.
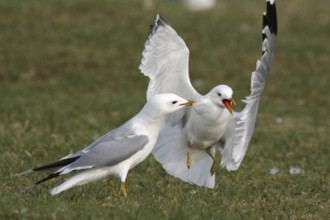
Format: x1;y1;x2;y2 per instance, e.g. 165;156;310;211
1;0;329;219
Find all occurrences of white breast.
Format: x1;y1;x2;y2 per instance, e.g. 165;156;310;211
183;101;231;149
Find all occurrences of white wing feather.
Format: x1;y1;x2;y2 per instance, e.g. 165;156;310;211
139;14;200;100
220;0;277;170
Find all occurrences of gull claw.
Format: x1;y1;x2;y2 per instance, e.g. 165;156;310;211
207;147;217;176
119;182;128;197
107;179;118;197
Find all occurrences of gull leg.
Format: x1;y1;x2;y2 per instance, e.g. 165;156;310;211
206;147;217;176
119;182;128;197
187;143;192;169
107;179;118;197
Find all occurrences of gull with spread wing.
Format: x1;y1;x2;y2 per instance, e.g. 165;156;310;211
18;94;194;196
139;0;277;188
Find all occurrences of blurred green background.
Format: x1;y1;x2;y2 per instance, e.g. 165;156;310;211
0;0;329;219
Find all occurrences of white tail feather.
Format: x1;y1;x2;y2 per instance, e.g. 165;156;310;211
51;169;109;195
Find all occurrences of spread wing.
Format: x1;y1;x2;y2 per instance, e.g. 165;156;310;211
139;14;200;101
220;0;277;170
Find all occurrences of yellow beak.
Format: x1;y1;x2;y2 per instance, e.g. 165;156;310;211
179;100;196;106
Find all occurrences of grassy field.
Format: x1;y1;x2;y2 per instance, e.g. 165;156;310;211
1;0;329;219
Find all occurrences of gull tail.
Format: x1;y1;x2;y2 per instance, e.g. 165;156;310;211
20;172;63;194
152;124;215;188
50;168;110;195
17;156;81;194
50;173;86;195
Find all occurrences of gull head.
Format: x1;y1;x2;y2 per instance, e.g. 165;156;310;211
208;85;235;115
146;93;195;116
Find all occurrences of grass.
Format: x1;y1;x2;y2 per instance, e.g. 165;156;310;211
0;0;329;219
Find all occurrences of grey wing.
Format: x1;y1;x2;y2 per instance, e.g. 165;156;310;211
219;0;277;171
60;120;136;160
58;135;149;174
139;14;200;101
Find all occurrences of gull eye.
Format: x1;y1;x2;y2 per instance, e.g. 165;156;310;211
171;101;178;104
217;92;221;97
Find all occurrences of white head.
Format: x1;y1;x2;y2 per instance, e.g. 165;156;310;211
144;93;195;118
207;85;235;114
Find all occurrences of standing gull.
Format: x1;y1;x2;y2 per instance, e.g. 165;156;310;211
18;94;194;196
139;0;277;188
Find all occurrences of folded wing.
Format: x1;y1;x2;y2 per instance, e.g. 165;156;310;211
58;135;149;175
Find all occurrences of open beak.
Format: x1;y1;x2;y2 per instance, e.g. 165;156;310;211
179;100;195;107
222;97;236;115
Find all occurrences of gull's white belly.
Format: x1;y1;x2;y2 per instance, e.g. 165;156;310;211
184;107;230;149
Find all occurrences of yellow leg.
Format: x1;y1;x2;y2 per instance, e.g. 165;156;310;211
187;143;192;169
107;179;118;197
206;147;217;176
119;182;128;197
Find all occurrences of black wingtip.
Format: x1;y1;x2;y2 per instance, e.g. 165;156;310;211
32;156;80;172
265;0;278;35
17;156;80;177
35;172;61;185
262;12;267;42
261;0;277;55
